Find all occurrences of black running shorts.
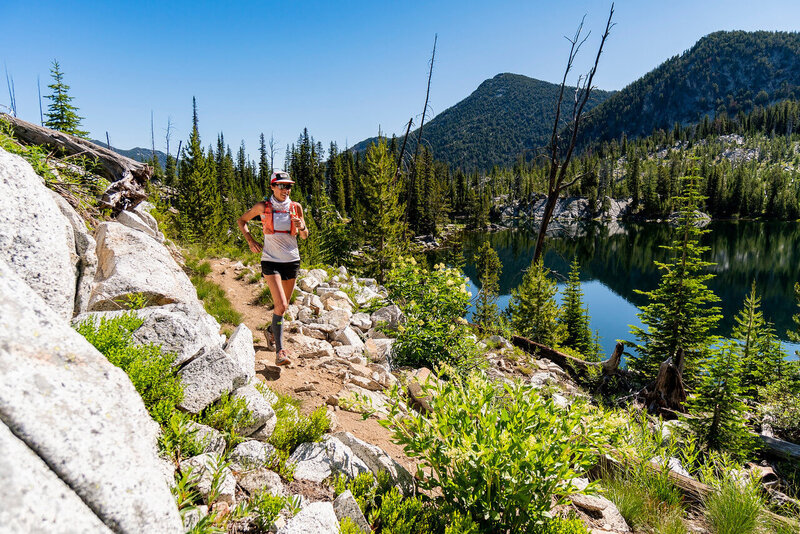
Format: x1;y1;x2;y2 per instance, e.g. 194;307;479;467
261;260;300;281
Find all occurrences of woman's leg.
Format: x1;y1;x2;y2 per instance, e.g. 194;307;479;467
264;274;289;361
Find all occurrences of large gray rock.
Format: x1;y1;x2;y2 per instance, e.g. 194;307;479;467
335;327;365;350
288;436;370;483
570;493;630;532
370;305;404;330
365;338;394;364
73;303;224;366
319;309;352;330
88;221;199;311
277;501;339;534
0;259;182;533
225;324;256;381
334;432;414;495
333;490;370;533
117;209;164;242
0;148;77;319
229;440;277;469
0;422;112;533
186;421;226;455
48;189;98;316
231;384;277;437
178;346;248;413
237;468;284;496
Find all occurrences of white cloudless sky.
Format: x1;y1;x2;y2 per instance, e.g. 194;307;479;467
2;0;799;165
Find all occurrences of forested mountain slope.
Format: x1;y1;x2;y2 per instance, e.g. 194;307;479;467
578;30;800;146
353;73;613;171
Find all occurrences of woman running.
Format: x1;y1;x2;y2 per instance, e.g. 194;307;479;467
237;170;308;366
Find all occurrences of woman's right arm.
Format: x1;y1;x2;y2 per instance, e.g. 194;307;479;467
238;203;265;254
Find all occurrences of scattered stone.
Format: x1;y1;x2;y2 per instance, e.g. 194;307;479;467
335;327;365;349
334;345;361;360
298;307;315;323
570;494;630;532
350;312;372;331
295;384;317;393
347;374;383;391
298;275;320;293
229;440;277;469
288;436;370;483
333;490;370;532
232;384;277;436
365;338;394;363
276;501;339;534
117;209;164;242
256;363;282;381
178;346;248;413
406;367;441;413
308;268;329;282
186;421;226;455
181;505;208;531
237;468;284;496
370;305;404;330
225;324;256;381
319;309;352;330
334;432;415;495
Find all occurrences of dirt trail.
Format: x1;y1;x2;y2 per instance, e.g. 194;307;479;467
206;258;417;475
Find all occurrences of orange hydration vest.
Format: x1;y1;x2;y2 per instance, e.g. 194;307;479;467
262;201;301;236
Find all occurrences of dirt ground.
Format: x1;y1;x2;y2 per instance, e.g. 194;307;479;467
206;258;417;475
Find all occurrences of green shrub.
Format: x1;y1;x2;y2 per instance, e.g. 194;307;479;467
339;517;368;534
704;473;765;534
385;257;479;369
539;514;590;534
159;412;205;462
381;370;603;532
268;404;330;454
248;490;288;531
601;464;685;533
373;487;439;534
75;313;183;425
197;392;255;451
185;258;213;277
334;471;393;517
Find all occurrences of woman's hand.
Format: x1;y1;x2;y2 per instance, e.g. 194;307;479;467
248;239;263;254
291;215;306;232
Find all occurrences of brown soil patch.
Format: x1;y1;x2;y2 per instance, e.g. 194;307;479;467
206;258;417;476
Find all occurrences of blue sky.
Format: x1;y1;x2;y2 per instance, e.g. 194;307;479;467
3;0;800;165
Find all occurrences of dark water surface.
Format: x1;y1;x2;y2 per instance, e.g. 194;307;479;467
441;221;800;359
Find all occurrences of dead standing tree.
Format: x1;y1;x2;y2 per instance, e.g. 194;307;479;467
532;5;615;264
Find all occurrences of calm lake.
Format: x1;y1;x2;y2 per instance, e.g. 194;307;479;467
439;221;800;360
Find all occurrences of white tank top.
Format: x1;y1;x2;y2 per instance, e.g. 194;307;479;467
261;197;300;263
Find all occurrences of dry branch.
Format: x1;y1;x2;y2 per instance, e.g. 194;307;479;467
511;335;625;381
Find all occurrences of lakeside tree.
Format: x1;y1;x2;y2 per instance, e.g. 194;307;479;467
628;173;722;383
508;260;564;347
686;340;758;460
732;282;786;401
789;282;800;358
473;241;502;332
360;140;407;283
558;258;597;359
44;60;88;137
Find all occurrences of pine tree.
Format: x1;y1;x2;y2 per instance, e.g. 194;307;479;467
360;140;407;283
558;258;596;359
629;173;722;383
508;260;565;347
473;241;502;331
44;60;88;137
176;98;223;244
732;282;787;401
788;282;800;358
686;340;759;460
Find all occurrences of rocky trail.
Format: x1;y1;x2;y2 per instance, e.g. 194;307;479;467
206;257;417;475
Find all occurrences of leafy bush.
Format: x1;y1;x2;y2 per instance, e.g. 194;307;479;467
373;487;440;534
334;471;393;516
268;404;330;454
382;369;603;532
248;490;289;531
385;257;479;369
196;392;255;451
339;517;369;534
75;313;183;425
539;515;590;534
159;412;205;462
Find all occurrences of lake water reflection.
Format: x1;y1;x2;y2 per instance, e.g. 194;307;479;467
444;221;800;359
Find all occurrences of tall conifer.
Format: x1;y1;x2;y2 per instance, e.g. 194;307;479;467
559;258;596;359
473;241;502;331
629;173;722;383
508;261;565;347
44;60;88;137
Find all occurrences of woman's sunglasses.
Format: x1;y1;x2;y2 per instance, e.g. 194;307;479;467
276;184;292;190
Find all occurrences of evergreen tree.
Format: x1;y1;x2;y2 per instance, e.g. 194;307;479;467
789;282;800;358
258;133;270;185
164;153;177;187
360;140;407;283
508;260;565;347
176;98;223;244
473;241;502;332
317;196;354;268
629;173;722;383
44;60;88;137
732;282;787;401
558;258;596;359
686;340;759;460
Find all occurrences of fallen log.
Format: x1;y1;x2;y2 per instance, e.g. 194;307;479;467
2;114;151;213
511;335;626;381
760;434;800;463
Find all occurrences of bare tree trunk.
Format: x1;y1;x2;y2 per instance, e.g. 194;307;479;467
532;5;614;264
640;348;687;415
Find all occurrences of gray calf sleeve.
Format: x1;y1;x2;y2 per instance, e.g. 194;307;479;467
272;313;284;352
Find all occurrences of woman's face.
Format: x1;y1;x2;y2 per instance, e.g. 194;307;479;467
271;183;291;201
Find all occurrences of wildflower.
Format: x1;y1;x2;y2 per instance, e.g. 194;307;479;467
409;257;417;265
